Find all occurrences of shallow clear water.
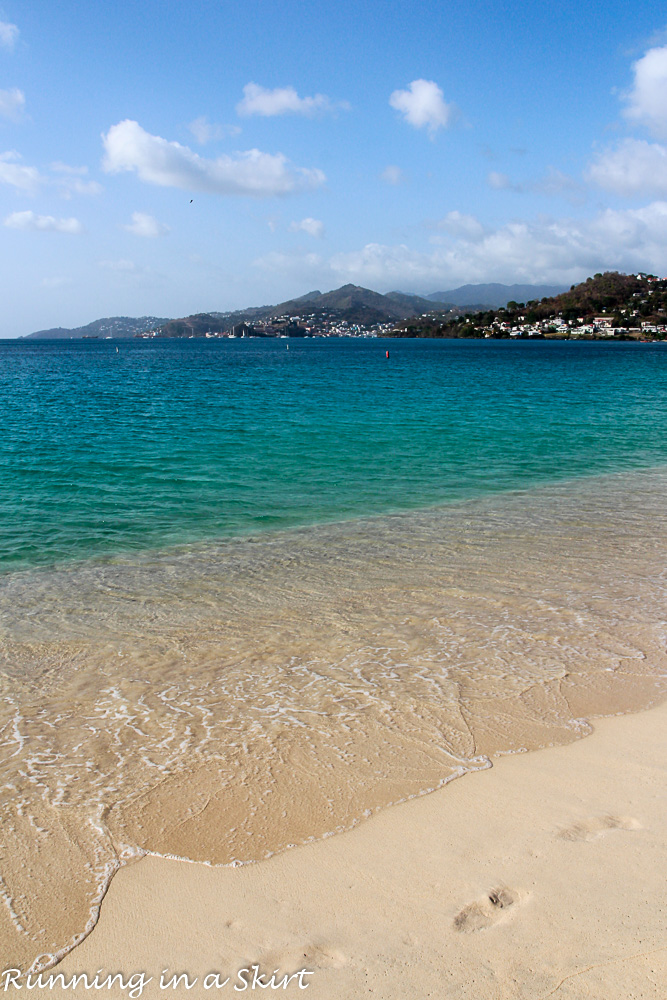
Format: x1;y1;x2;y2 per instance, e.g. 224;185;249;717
1;337;667;570
2;338;667;971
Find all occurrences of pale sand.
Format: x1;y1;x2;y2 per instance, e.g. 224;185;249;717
4;473;666;971
41;700;667;999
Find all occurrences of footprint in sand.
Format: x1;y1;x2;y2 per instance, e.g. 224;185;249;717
259;942;347;972
453;886;523;932
557;814;641;842
298;943;347;969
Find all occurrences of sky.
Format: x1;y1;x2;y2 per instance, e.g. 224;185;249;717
2;0;667;336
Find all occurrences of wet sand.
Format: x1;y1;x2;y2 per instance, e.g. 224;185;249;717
1;469;666;976
48;698;667;999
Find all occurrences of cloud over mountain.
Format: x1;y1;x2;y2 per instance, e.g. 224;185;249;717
256;201;667;288
341;203;667;284
101;120;325;197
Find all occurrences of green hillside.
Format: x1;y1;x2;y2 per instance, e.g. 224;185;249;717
389;272;667;339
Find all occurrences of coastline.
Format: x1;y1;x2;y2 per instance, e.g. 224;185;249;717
48;698;667;999
2;465;667;976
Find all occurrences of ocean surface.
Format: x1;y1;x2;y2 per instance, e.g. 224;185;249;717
1;337;667;570
1;337;667;971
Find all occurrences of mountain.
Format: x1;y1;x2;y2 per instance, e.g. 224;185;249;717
386;291;453;312
278;289;324;307
24;316;170;340
158;313;234;338
157;285;456;336
258;284;449;324
21;286;457;341
426;283;568;309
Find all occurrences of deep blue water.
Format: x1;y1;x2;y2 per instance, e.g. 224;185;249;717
1;336;666;570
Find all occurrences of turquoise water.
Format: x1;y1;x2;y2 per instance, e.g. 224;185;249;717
3;336;667;971
1;337;667;570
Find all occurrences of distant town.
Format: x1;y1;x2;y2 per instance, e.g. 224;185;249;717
136;313;397;340
389;272;667;341
20;273;667;342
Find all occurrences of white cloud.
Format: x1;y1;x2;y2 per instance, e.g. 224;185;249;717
329;243;449;286
389;79;453;136
101;119;325;197
488;170;513;190
236;83;344;118
0;151;42;193
587;138;667;196
59;177;103;197
252;250;325;284
0;22;19;51
380;165;405;185
0;88;25;121
51;162;88;176
187;116;241;144
50;164;103;197
624;43;667;137
4;210;83;234
255;202;667;288
122;211;170;237
289;217;324;238
435;210;485;240
0;154;102;197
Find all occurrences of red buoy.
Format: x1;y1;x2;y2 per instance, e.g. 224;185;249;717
386;350;390;358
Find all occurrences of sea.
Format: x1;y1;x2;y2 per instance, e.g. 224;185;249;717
1;336;666;970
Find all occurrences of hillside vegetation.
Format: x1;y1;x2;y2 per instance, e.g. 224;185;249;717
389;272;667;339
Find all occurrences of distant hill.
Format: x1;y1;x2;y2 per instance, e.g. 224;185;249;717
252;284;449;324
24;285;528;342
24;316;170;340
386;290;453;312
157;285;455;336
279;284;447;323
25;286;448;341
158;313;233;338
426;283;568;309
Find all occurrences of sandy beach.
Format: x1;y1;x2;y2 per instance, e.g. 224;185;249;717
5;2;667;994
3;472;666;977
32;698;664;999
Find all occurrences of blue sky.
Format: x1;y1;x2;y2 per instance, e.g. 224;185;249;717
2;0;667;335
